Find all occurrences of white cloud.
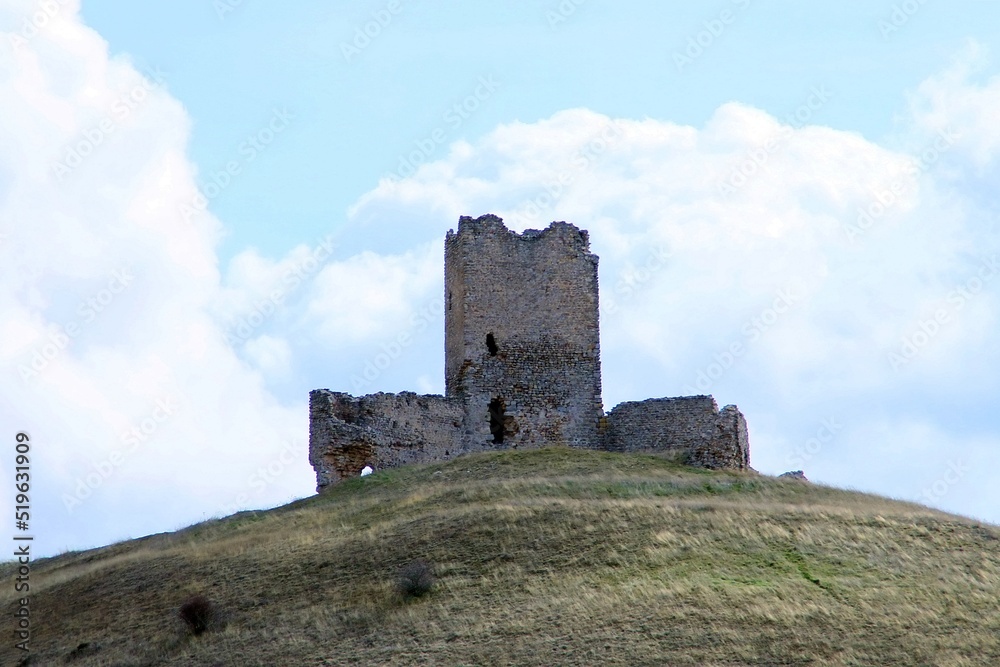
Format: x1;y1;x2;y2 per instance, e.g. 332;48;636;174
906;41;1000;168
350;101;994;392
244;334;293;379
0;1;312;554
304;242;441;346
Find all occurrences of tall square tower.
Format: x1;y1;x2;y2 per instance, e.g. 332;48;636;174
444;214;604;448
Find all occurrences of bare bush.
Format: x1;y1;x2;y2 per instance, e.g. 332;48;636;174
178;595;216;635
397;559;435;598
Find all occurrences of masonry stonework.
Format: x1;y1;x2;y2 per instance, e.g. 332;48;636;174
603;396;749;470
445;214;603;449
309;391;465;485
309;214;750;491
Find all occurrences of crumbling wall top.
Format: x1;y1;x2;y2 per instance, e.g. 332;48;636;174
447;214;592;253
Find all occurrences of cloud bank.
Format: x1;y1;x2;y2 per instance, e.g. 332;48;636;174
0;0;315;554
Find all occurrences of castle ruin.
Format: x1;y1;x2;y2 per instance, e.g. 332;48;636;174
309;214;749;490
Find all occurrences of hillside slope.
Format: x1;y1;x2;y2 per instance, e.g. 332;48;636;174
4;447;1000;666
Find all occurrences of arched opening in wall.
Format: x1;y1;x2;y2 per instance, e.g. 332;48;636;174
489;397;505;444
327;441;375;480
486;333;498;356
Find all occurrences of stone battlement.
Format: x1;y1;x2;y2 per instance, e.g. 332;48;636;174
309;214;750;490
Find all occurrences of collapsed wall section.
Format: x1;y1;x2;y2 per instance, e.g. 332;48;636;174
308;389;464;491
604;396;749;470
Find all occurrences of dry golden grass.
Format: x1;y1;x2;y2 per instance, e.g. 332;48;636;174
3;446;1000;666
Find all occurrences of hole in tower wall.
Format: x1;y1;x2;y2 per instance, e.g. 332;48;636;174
489;398;505;444
486;333;498;356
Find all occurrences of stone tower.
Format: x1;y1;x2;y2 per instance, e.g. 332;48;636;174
308;213;749;491
444;214;603;448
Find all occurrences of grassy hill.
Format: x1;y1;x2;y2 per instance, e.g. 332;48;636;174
4;447;1000;666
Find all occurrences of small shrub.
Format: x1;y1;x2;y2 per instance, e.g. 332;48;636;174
397;559;435;598
65;641;101;661
178;595;216;635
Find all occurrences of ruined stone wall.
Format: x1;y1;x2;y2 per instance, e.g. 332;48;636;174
309;214;753;491
604;396;749;470
308;389;464;490
444;214;603;449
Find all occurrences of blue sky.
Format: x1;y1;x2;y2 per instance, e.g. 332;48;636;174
2;0;999;556
79;0;997;259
